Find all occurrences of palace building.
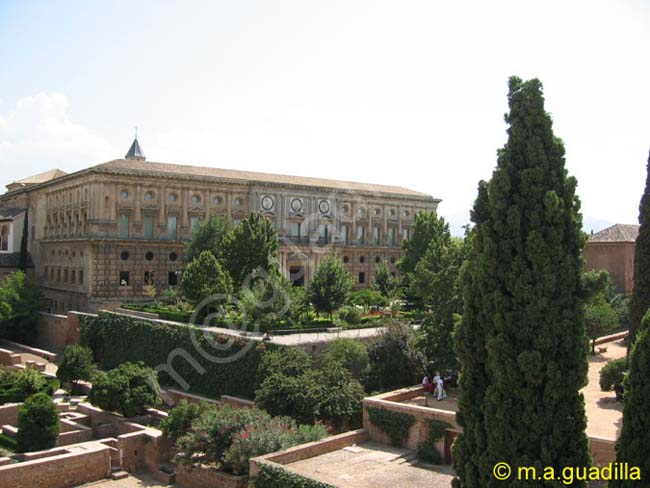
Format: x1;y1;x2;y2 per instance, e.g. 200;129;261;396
0;138;439;313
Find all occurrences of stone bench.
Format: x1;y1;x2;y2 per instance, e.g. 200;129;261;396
2;424;18;438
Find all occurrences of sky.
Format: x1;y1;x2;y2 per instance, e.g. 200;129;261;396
1;0;649;235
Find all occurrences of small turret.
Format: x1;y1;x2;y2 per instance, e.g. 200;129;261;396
125;130;146;161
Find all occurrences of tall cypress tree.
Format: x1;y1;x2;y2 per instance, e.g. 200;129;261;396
610;314;650;487
453;77;590;486
628;151;650;350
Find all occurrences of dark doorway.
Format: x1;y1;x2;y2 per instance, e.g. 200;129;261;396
290;266;305;287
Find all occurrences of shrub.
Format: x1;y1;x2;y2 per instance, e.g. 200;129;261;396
254;463;335;487
16;393;60;453
599;357;627;400
223;417;328;475
90;362;161;417
0;366;58;405
175;404;326;475
349;289;388;310
417;419;450;464
337;306;361;325
255;348;312;390
160;400;212;442
56;345;94;393
321;339;369;381
255;364;364;429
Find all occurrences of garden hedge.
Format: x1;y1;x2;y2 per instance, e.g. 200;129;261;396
253;463;335;488
80;312;284;400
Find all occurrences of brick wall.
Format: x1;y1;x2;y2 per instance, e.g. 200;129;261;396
176;464;248;488
0;442;110;488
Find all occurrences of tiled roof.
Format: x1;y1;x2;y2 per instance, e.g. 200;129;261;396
0;207;26;221
92;159;434;199
12;169;67;185
588;224;639;243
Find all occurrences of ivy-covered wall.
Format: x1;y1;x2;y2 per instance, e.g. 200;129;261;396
80;312;283;400
253;463;335;488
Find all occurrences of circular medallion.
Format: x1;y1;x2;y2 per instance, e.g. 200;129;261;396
291;198;303;213
319;200;330;214
261;195;274;211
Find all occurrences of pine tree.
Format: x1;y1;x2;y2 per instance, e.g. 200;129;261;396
453;77;590;486
610;314;650;487
629;151;650;350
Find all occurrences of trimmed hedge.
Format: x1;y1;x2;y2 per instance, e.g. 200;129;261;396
80;312;284;400
254;463;336;488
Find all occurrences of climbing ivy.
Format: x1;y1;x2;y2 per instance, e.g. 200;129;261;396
366;407;415;447
417;419;450;464
79;312;284;400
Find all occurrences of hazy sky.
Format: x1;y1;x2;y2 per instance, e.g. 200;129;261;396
1;0;649;235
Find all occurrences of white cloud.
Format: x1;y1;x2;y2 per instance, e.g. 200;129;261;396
0;93;113;185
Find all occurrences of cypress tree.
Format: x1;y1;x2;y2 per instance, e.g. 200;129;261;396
453;77;590;486
610;314;650;487
628;151;650;350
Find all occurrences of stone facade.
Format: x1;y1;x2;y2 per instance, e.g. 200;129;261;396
583;224;639;296
0;139;440;312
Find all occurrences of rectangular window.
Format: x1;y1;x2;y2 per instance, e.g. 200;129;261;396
119;213;130;238
388;227;396;247
119;271;129;286
358;272;365;284
144;271;154;285
168;271;178;286
79;270;84;284
167;215;178;240
143;215;154;240
290;222;301;237
44;266;48;280
341;225;349;245
190;217;201;235
356;226;365;245
57;269;61;282
71;270;76;284
373;225;381;246
402;227;410;241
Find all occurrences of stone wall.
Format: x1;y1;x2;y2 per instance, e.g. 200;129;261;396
363;386;458;458
590;435;617;467
34;312;74;353
0;403;20;426
583;241;636;296
0;441;111;488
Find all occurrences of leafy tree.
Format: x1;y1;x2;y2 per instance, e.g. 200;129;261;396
90;361;161;417
308;254;353;321
366;321;426;391
56;345;94;393
219;213;279;290
321;338;369;381
239;273;295;330
414;235;468;372
0;271;44;341
186;214;231;263
584;294;618;353
16;393;60;452
371;259;397;297
629;151;650;350
254;347;312;391
398;210;448;278
452;77;590;486
160;399;212;442
180;250;233;305
610;321;650;486
255;365;364;429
